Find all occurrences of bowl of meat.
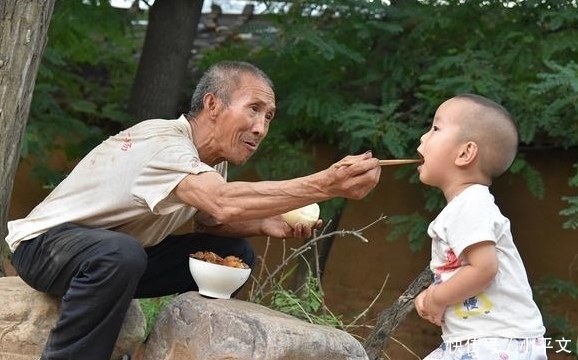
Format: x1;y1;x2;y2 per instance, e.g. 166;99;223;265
189;251;251;299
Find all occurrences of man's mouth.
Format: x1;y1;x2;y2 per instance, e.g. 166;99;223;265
244;140;258;151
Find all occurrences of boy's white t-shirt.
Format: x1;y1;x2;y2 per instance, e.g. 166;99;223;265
428;184;545;342
6;115;227;252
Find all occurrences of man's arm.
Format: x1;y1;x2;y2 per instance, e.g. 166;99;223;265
174;152;380;224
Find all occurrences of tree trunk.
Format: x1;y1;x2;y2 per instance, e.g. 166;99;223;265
363;267;433;360
0;0;56;277
127;0;203;120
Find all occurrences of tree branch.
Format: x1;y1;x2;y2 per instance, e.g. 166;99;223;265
363;266;433;360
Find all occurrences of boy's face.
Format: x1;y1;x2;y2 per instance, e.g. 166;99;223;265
416;98;467;189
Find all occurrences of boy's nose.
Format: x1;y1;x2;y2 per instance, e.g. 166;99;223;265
419;132;427;143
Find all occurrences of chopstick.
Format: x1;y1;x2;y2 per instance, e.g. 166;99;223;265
378;159;422;166
334;159;422;168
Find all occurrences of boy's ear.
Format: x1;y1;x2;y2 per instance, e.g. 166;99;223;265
455;141;478;166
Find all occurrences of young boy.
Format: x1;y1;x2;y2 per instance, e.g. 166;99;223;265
414;94;546;359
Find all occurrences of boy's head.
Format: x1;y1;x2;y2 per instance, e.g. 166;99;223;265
453;94;518;178
417;94;518;191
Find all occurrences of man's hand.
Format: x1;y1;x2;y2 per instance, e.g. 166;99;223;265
194;215;322;239
261;216;323;239
326;151;381;200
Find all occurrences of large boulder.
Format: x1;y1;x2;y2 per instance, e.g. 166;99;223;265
0;276;146;360
1;277;370;360
143;292;369;360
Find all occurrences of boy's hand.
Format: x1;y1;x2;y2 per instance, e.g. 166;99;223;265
414;289;429;320
422;284;445;326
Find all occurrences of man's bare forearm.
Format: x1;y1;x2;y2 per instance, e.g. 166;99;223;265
176;152;380;224
194;219;265;238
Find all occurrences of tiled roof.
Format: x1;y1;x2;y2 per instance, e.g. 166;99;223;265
192;4;263;59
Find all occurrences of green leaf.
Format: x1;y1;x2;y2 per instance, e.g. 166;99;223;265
70;100;98;115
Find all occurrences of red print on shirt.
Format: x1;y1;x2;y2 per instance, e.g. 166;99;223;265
121;132;132;151
438;249;462;273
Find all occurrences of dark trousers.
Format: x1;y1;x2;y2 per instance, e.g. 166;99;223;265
11;223;255;360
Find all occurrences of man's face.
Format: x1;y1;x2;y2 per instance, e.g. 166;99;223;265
216;74;276;165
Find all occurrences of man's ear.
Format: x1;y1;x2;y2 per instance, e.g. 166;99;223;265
456;141;478;166
203;93;221;118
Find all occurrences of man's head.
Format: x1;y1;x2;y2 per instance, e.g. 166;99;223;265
187;61;276;166
188;61;274;117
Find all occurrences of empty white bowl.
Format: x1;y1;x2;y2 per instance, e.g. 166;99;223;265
188;257;251;299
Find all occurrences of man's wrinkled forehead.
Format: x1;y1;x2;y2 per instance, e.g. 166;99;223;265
236;76;276;105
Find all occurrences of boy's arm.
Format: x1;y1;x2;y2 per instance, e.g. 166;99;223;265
422;241;498;325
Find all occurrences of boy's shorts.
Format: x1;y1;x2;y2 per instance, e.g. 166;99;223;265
423;337;547;360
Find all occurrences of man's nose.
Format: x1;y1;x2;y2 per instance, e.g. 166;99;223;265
252;117;268;136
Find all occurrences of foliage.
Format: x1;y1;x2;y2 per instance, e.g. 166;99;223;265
560;164;578;230
264;263;342;327
245;224;392;338
196;0;578;249
246;217;390;330
528;61;578;147
508;157;545;198
385;213;429;252
534;275;578;356
18;0;577;244
529;60;578;229
23;0;140;186
25;0;578;247
139;295;175;336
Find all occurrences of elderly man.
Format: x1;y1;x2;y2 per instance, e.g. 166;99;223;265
6;61;381;360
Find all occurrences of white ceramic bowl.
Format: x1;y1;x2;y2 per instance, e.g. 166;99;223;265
188;257;251;299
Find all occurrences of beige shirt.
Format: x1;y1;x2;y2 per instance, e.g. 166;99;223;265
6;115;227;252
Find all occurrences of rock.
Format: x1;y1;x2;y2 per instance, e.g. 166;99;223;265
143;292;369;360
0;276;146;360
1;277;369;360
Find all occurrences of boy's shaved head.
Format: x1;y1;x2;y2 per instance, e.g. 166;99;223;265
454;94;519;178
